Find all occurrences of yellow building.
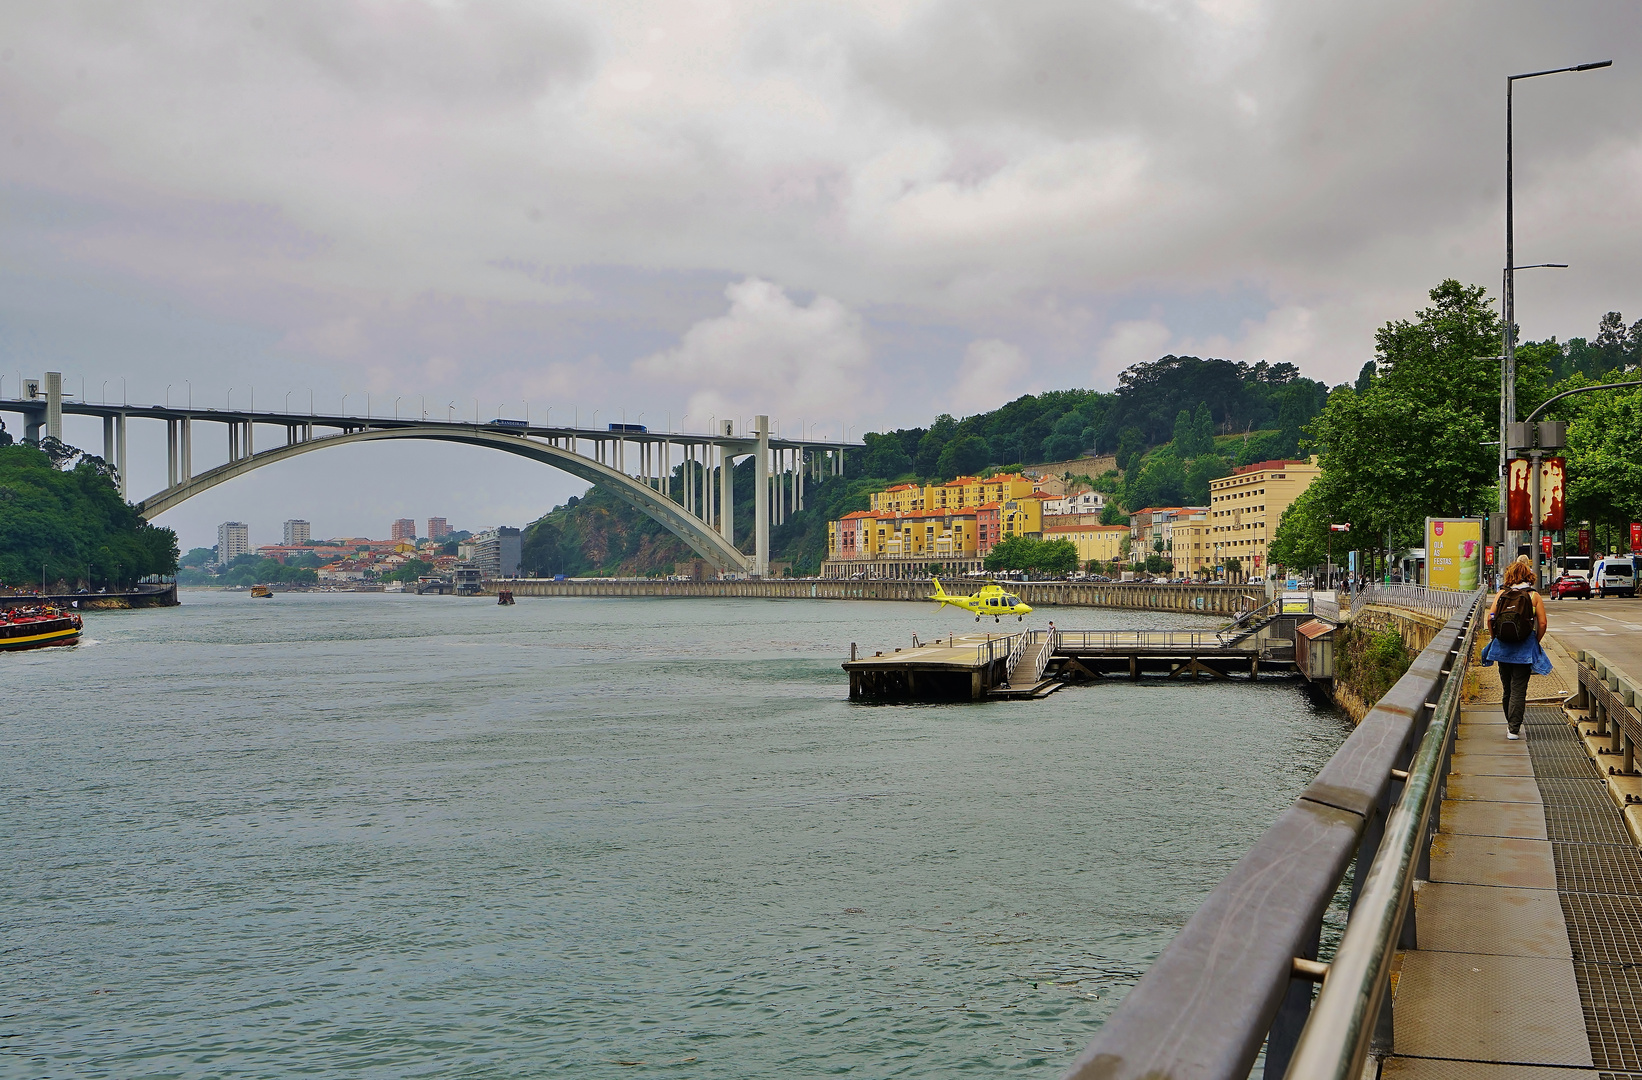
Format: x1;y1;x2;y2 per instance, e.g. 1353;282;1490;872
998;493;1047;540
826;509;985;578
1208;457;1322;577
1164;510;1214;577
1042;523;1128;565
869;483;926;513
873;474;1041;515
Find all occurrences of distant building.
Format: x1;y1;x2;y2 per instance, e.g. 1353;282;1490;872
1044;490;1106;516
427;517;451;540
391;518;417;542
217;521;249;566
1208;458;1322;579
283;519;311;546
1042;523;1128;566
466;527;522;578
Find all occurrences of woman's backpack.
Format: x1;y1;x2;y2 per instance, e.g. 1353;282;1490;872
1494;587;1535;644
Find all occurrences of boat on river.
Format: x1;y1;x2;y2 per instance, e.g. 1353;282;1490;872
0;606;84;651
250;584;273;598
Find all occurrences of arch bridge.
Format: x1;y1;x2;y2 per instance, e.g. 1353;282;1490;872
3;373;856;575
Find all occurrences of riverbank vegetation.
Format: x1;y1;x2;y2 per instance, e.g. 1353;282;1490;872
0;441;177;590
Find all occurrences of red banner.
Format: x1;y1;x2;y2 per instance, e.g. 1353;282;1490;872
1540;457;1566;531
1505;457;1567;530
1542;535;1553;556
1580;528;1592;555
1506;459;1532;530
1632;523;1641;552
1485;544;1496;566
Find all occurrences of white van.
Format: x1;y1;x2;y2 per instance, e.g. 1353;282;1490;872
1594;556;1637;599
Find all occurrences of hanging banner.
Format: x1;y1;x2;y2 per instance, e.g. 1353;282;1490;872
1426;518;1483;591
1485;544;1496;566
1580;527;1592;555
1506;459;1533;530
1632;523;1641;552
1505;457;1566;530
1542;535;1553;556
1540;457;1566;531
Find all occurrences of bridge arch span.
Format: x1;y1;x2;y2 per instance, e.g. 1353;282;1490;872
136;427;749;572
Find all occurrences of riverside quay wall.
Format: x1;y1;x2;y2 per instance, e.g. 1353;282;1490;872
491;578;1264;615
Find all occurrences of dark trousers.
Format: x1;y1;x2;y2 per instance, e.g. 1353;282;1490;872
1499;662;1532;733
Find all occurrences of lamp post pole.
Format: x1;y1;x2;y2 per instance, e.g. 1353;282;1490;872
1502;59;1610;563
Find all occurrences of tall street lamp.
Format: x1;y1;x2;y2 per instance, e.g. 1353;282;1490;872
1501;58;1610;563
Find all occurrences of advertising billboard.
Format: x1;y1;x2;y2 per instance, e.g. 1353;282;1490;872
1426;518;1483;591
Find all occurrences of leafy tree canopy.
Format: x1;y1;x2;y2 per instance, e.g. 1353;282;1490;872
0;443;177;589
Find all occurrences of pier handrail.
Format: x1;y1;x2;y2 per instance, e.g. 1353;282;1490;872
1060;588;1485;1080
1005;630;1028;679
973;634;1013;667
1058;629;1242;651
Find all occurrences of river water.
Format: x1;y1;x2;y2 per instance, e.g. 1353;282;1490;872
4;592;1350;1078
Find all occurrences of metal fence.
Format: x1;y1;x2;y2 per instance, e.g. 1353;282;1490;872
1057;629;1238;651
1061;593;1485;1080
1352;582;1477;619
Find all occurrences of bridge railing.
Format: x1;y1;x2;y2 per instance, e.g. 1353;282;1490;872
1352;582;1474;619
1060;590;1485;1080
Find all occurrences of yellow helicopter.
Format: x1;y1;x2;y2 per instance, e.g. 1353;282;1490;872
930;577;1034;622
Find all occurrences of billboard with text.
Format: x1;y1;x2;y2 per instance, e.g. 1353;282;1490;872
1426;518;1482;591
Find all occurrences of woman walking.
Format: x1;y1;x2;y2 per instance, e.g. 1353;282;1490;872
1480;555;1552;740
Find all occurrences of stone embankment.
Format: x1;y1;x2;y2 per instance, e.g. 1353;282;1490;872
494;577;1264;616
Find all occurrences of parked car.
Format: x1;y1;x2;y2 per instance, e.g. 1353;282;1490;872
1551;574;1592;600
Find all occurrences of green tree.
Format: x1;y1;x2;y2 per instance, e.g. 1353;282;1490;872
1565;385;1642;531
861;432;913;478
984;535;1038;572
0;443;178;588
935;434;990;479
1302;280;1503;548
915;414;958;475
383;558;435;583
1036;538;1079;575
1269;483;1331;570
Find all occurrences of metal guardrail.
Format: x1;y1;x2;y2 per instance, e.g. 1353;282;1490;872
1006;630;1028;676
1058;629;1242;650
1035;627;1057;683
1571;649;1642;775
973;634;1016;667
1061;589;1485;1080
1353;583;1474;618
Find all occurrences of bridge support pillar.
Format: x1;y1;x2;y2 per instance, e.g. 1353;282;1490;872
180;416;192;481
115;414;127;496
167;419;179;487
44;371;63;443
720;443;735;549
754;415;769;577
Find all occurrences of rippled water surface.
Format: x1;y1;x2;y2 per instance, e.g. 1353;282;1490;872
4;591;1350;1078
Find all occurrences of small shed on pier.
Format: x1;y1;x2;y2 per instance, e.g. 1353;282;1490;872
1295;619;1337;684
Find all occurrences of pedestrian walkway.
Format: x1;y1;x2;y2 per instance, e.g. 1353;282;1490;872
1385;690;1642;1076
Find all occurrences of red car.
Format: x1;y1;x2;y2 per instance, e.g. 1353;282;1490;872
1552;575;1592;599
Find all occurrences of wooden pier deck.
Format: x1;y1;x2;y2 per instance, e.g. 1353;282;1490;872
844;622;1304;702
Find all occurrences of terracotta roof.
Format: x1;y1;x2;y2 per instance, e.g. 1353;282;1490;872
1230;459;1310;476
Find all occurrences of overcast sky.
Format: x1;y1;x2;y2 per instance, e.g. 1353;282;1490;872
3;1;1639;550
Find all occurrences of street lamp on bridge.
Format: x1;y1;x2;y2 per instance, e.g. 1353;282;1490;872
1500;59;1610;564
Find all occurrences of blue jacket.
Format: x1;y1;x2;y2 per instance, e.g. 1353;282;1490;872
1480;586;1553;674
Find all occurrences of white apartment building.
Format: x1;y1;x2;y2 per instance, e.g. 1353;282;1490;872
283;519;311;546
218;521;250;565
